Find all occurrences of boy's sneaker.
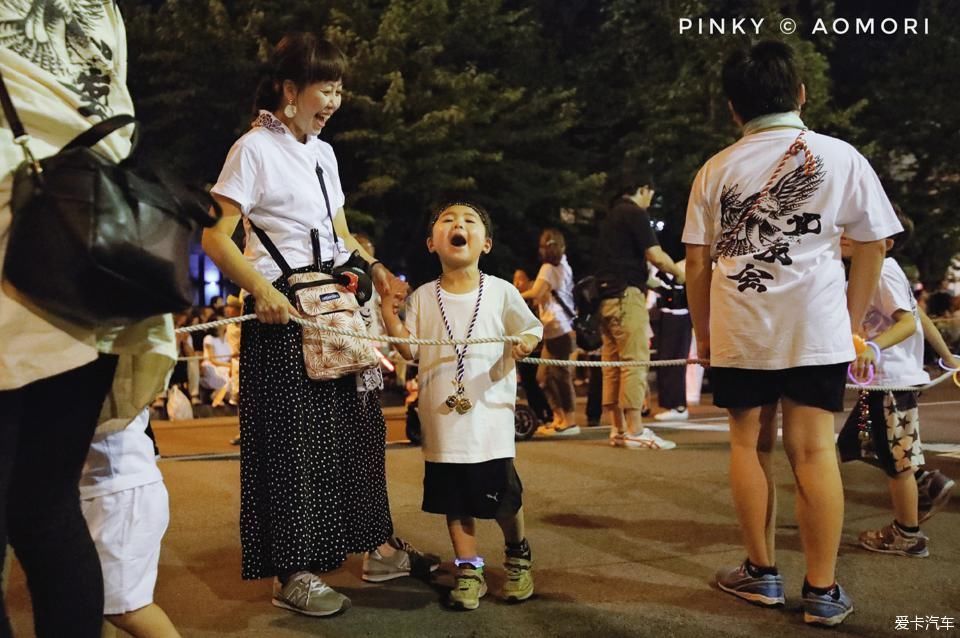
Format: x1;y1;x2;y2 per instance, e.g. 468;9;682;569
502;556;534;602
272;572;350;617
715;562;785;607
654;408;689;422
918;470;955;523
448;564;487;610
858;522;929;558
623;428;677;450
362;537;441;582
554;424;581;436
802;583;854;627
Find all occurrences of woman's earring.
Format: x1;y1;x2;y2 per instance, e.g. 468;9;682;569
283;99;297;118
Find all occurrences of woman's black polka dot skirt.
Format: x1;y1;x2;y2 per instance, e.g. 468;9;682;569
238;279;393;580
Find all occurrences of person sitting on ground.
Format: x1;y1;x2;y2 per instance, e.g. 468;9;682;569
200;324;233;408
381;201;542;610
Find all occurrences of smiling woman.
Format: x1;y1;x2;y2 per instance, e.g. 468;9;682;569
199;32;439;618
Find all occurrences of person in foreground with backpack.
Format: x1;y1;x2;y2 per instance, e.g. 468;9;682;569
0;4;176;636
595;176;685;450
201;33;438;618
521;228;580;436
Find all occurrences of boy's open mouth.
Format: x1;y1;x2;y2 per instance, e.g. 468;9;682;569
450;234;467;247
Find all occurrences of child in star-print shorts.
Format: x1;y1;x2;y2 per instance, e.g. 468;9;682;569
838;212;958;558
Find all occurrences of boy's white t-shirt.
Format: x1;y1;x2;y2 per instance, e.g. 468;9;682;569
211;111;349;283
683;128;902;369
536;255;575;339
202;334;233;364
405;275;542;463
862;258;929;387
80;409;163;500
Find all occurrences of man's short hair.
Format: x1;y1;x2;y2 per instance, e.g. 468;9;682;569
722;40;802;123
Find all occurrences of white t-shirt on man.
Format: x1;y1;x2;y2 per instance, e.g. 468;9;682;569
211;111;349;283
683;127;902;369
405;275;542;463
863;258;929;387
536;255;575;339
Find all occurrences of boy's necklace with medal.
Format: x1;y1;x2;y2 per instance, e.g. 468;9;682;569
435;272;485;415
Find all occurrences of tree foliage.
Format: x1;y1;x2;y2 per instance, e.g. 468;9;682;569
117;0;960;286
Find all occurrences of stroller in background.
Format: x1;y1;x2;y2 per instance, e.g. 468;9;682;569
404;351;553;445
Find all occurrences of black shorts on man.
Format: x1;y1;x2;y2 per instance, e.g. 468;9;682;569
710;363;849;412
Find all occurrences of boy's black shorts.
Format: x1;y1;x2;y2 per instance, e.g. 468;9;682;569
422;458;523;520
711;363;849;412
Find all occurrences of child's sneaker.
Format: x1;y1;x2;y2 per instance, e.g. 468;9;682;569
858;522;929;558
715;561;785;607
447;564;487;610
502;556;534;602
554;424;581;436
918;469;955;523
362;537;441;582
272;572;350;617
802;582;854;627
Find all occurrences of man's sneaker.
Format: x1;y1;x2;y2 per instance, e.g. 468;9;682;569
272;572;350;617
918;469;955;523
858;522;929;558
448;564;487;610
715;562;785;607
502;556;534;602
802;583;854;627
654;408;689;422
609;430;625;447
554;424;581;436
362;537;441;582
623;428;677;450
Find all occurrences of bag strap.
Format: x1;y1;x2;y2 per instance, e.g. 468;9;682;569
0;69;27;140
551;289;577;321
62;114;138;154
248;220;294;278
0;69;42;175
315;163;340;247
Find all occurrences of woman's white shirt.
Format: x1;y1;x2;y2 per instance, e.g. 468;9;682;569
212;111;349;282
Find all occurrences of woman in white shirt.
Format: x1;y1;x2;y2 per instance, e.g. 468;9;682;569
521;229;580;435
201;33;437;617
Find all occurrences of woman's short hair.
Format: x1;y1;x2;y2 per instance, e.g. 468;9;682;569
254;33;348;114
722;40;801;123
539;228;566;265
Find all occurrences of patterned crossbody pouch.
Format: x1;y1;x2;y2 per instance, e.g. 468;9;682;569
247;163;378;381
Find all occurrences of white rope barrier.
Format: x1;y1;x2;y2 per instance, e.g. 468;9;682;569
175;315;958;392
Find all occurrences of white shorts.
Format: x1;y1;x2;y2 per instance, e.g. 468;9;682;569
81;481;170;615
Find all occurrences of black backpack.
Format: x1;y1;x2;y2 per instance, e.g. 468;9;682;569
553;278;603;352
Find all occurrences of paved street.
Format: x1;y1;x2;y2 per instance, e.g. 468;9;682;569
6;384;960;637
